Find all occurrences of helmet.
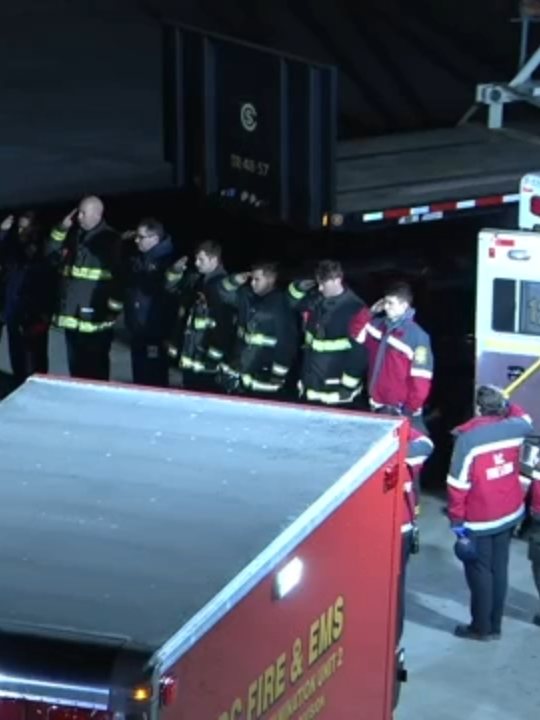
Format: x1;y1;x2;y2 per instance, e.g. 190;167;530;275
454;532;478;564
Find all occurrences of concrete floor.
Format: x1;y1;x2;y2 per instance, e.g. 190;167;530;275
0;331;537;718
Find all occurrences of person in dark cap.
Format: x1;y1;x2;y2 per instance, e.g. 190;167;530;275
446;385;532;641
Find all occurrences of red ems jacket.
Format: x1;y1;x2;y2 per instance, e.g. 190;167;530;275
350;308;433;415
447;403;532;534
403;427;434;533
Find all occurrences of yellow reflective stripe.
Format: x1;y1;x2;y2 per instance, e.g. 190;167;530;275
193;317;215;330
241;374;282;392
207;346;223;360
63;266;113;281
181;356;210;372
223;278;238;291
51;228;67;242
271;363;289;377
54;315;115;333
288;282;305;300
305;388;341;404
243;332;277;347
167;344;178;358
108;299;123;312
305;332;351;352
166;270;184;283
341;373;360;389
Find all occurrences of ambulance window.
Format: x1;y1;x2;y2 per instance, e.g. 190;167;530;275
491;278;516;332
519;281;540;335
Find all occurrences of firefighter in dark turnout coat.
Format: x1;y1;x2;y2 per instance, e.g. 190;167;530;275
216;262;299;396
289;260;367;405
167;240;235;391
121;218;177;388
47;196;124;381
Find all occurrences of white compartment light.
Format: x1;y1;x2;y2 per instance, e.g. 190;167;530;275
274;557;304;599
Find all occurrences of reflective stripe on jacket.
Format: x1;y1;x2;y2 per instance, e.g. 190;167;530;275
447;403;532;534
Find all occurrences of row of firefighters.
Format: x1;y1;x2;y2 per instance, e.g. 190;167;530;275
2;196;540;643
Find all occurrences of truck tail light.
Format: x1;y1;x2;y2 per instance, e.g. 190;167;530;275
530;196;540;216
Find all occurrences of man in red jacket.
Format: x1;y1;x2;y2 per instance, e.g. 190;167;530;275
349;282;433;421
447;385;533;641
397;424;434;641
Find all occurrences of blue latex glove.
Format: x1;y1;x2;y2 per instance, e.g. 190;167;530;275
452;526;467;538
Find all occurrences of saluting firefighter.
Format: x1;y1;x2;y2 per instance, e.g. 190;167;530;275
288;259;367;406
166;240;235;392
398;422;434;642
350;282;433;423
215;262;299;397
47;196;124;381
447;385;532;641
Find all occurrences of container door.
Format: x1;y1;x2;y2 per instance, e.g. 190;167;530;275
476;228;540;425
162;22;337;229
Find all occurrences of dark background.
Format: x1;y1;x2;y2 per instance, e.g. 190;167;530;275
0;0;533;472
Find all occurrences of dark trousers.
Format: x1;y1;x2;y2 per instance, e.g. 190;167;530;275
464;529;513;635
65;329;113;381
7;325;49;383
182;370;220;393
130;340;169;388
397;532;412;643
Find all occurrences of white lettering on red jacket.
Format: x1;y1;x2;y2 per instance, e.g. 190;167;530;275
349;308;433;414
447;403;533;534
402;428;434;533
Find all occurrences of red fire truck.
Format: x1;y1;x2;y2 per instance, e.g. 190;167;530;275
0;376;407;720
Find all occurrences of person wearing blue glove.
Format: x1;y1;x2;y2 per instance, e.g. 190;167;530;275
447;385;533;641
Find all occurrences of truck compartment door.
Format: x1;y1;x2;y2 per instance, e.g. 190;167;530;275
163;22;337;229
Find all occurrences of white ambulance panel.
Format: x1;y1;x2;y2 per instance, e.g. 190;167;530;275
519;172;540;230
476;228;540;427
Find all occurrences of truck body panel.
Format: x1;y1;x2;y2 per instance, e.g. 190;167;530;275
163;455;403;720
476;227;540;427
0;377;405;719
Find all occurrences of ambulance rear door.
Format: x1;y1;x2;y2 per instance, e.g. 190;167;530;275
476;228;540;427
519;172;540;230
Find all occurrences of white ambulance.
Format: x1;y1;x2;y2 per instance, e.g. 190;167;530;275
476;172;540;430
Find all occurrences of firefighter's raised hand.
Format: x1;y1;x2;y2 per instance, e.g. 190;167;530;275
234;272;251;284
298;279;316;292
60;208;77;231
0;215;14;231
371;298;386;314
172;255;188;272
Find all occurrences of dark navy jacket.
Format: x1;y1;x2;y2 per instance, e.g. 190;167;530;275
0;229;56;329
123;237;176;342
